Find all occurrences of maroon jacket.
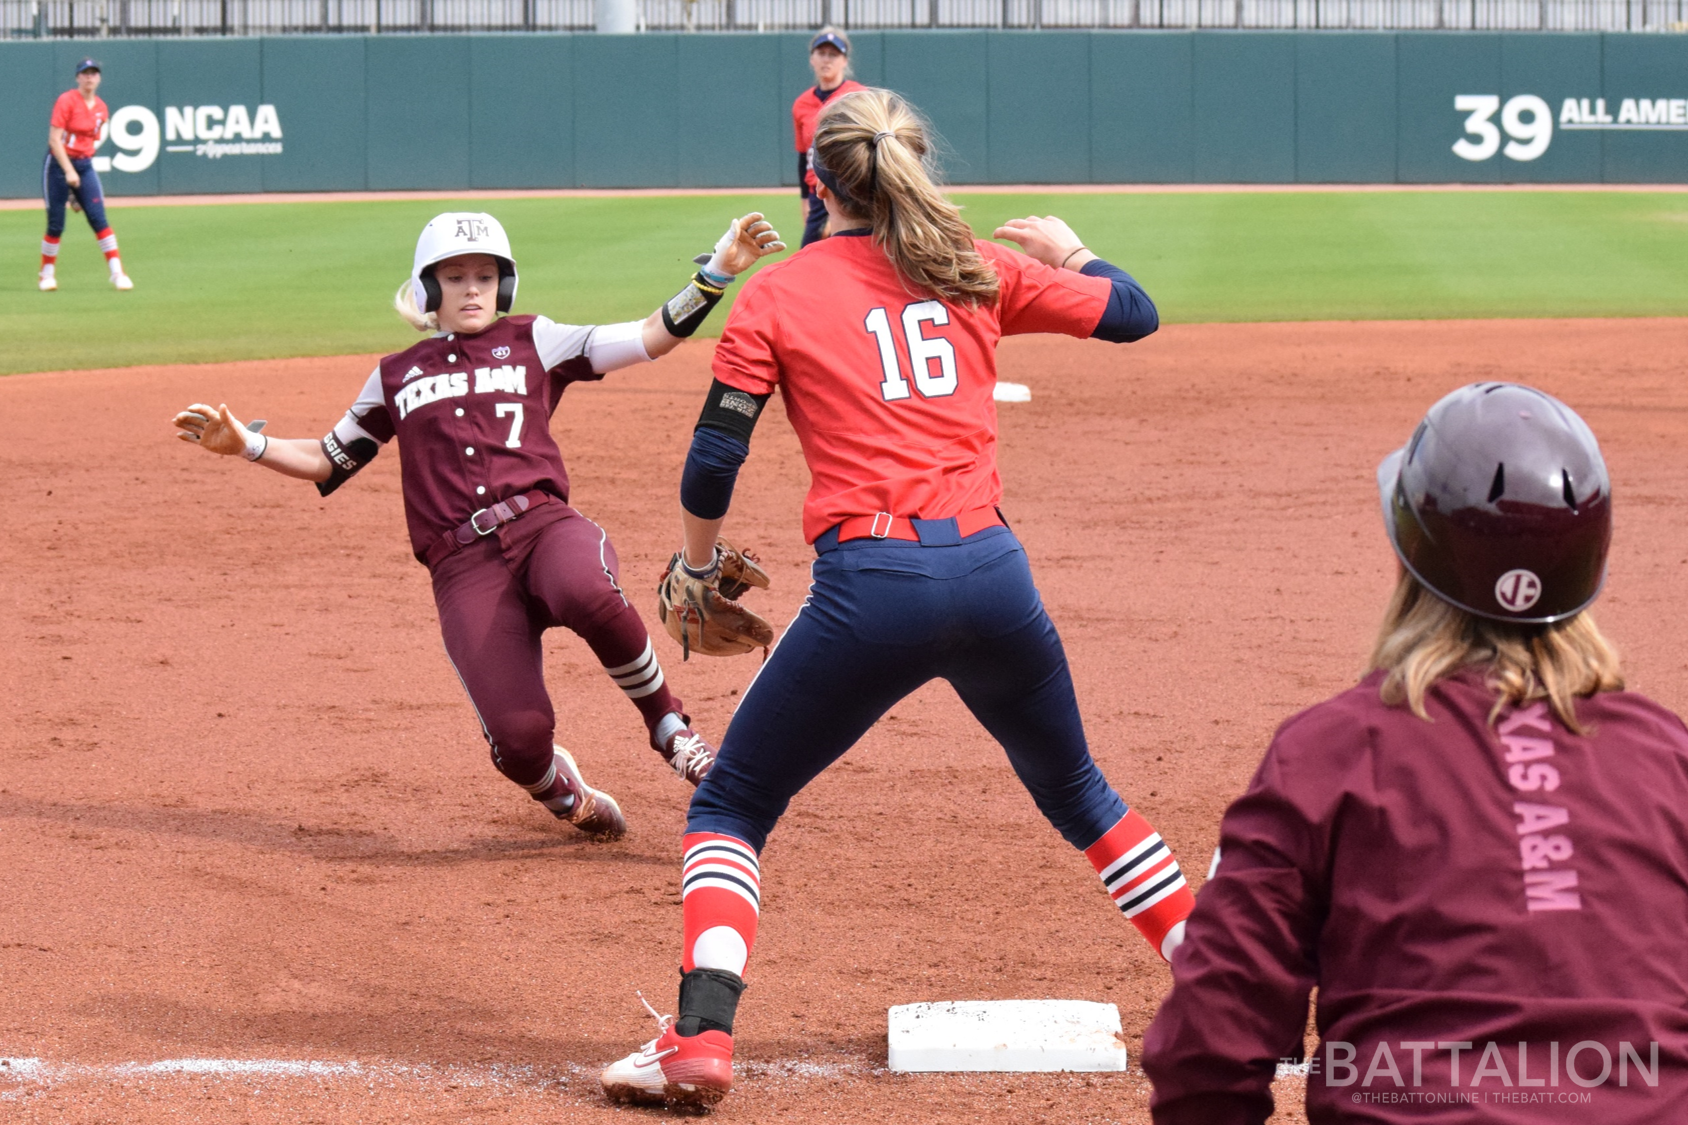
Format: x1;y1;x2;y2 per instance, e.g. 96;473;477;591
322;315;603;561
1144;670;1688;1124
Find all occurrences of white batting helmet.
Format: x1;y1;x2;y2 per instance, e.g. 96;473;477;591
411;212;518;315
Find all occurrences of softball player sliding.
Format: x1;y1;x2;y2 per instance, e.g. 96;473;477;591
601;88;1195;1108
171;210;783;838
1145;384;1688;1123
40;57;132;292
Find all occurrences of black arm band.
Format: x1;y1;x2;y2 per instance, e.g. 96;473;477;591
661;271;727;339
316;432;379;497
695;378;771;444
798;152;811;198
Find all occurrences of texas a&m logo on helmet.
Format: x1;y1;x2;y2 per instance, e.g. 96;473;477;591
410;212;520;316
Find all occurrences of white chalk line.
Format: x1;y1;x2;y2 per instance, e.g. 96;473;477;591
0;1056;565;1100
0;1055;867;1099
1;1053;1301;1098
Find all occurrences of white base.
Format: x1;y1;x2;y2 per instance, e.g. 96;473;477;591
887;1000;1128;1073
993;381;1032;403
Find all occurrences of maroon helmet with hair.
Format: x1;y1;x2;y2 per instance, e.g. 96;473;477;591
1377;382;1611;624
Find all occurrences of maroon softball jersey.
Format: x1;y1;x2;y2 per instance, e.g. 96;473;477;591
316;312;679;786
323;314;612;560
1144;670;1688;1124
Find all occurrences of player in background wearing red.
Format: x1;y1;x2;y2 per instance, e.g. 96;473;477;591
1144;384;1688;1124
41;58;131;292
601;88;1195;1109
170;210;783;837
791;27;864;248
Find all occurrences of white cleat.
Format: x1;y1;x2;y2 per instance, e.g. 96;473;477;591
656;727;717;788
38;274;57;292
111;273;134;291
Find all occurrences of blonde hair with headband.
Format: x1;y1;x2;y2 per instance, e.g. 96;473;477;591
811;88;998;306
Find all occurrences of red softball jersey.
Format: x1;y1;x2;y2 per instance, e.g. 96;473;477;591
50;90;109;160
791;80;866;191
712;233;1110;543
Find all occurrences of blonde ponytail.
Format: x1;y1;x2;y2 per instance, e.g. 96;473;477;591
394;278;438;333
811;88;998;306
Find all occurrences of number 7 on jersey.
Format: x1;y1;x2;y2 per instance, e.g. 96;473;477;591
495;402;524;448
865;300;958;402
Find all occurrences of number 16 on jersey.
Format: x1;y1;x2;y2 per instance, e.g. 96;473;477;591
866;301;958;402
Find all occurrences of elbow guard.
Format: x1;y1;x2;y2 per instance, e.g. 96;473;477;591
680;380;767;519
316;432;379;497
696;379;770;444
661;272;727;339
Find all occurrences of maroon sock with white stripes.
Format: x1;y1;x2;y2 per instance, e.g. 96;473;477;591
1086;809;1195;962
600;636;683;736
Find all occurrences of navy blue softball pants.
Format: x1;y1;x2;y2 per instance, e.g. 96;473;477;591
42;153;109;237
686;524;1129;854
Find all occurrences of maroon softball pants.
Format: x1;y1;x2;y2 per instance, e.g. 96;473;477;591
429;504;681;788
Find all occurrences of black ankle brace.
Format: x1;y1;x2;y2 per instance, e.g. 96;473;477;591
674;967;746;1038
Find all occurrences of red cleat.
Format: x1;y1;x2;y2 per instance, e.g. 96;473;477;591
600;997;733;1109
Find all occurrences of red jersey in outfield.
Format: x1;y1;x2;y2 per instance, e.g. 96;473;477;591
791;80;865;191
50;90;109;160
712;232;1110;543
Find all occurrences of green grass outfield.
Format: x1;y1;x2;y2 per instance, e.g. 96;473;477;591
3;190;1686;376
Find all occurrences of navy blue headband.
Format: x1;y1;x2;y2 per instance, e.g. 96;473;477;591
810;130;899;213
808;142;858;211
810;31;848;53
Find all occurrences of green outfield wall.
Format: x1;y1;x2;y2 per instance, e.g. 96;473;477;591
3;31;1685;198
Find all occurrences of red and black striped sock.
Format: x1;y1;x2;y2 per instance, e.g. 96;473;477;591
1086;808;1195;961
681;832;760;981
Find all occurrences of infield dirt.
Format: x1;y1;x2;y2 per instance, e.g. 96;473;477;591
3;319;1685;1124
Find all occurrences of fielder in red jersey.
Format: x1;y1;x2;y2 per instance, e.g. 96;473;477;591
50;86;107;160
1144;384;1688;1124
40;58;129;292
715;232;1115;542
170;209;784;838
790;26;865;247
601;87;1190;1111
